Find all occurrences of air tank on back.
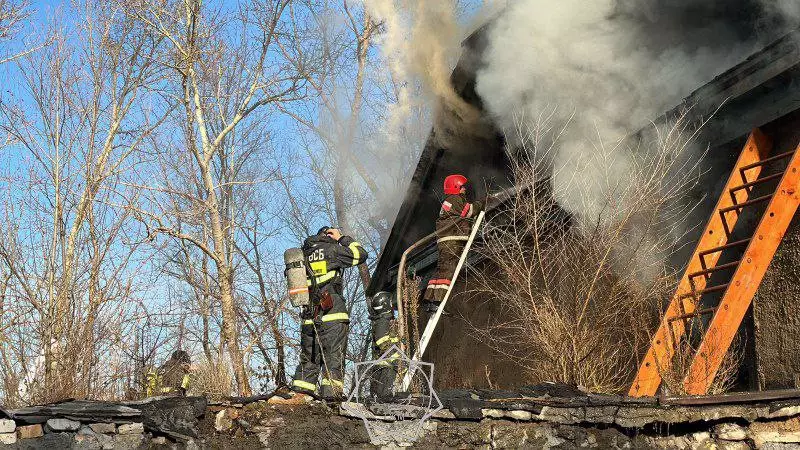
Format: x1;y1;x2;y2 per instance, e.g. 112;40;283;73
284;248;310;307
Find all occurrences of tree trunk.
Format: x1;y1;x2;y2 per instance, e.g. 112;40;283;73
217;266;251;395
204;164;249;394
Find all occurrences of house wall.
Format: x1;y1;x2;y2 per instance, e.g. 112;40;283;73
384;30;800;393
414;112;800;394
751;110;800;390
753;213;800;390
418;264;524;389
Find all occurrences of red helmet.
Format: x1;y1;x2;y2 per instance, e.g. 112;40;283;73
443;174;468;195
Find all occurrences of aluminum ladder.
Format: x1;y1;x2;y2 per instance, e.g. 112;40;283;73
397;211;485;392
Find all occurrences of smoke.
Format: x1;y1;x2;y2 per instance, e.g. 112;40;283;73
475;0;798;282
364;0;487;144
772;0;800;22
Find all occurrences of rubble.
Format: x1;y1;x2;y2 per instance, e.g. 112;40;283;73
16;424;42;439
716;423;749;441
88;423;116;434
117;422;144;435
45;418;81;432
0;421;14;434
0;386;799;447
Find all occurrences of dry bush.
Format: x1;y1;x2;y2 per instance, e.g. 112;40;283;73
394;273;426;392
660;326;744;396
469;111;708;393
397;272;422;354
189;359;234;401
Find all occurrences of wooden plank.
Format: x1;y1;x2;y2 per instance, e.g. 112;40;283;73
629;129;773;397
683;144;800;395
663;388;800;406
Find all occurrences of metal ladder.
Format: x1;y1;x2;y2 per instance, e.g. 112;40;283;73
630;128;800;396
396;211;486;392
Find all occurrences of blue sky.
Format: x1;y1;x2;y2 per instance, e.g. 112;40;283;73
0;0;492;393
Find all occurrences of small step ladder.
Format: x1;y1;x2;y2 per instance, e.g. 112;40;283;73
630;129;800;396
399;211;486;392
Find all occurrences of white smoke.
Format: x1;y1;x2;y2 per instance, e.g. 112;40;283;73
366;0;468;117
773;0;800;21
475;0;798;282
364;0;496;144
360;0;491;231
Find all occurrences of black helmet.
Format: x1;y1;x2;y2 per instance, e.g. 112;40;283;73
369;291;395;319
316;226;331;236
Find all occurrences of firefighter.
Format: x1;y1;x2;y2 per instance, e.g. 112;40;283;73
275;227;368;403
422;174;483;313
369;291;401;398
146;350;191;397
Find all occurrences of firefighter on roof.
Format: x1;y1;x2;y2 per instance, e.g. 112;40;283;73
422;174;483;313
277;227;368;403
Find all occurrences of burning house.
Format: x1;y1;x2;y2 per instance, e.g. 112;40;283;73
368;9;800;393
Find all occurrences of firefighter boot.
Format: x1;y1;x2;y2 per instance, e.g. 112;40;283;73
422;300;451;317
320;382;344;401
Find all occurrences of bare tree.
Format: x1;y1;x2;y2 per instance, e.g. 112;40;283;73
0;0;32;64
128;0;302;395
469;112;709;393
278;1;380;289
0;2;165;402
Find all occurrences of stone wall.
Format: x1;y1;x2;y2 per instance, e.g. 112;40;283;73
202;390;800;449
0;418;164;449
5;389;800;448
0;396;206;449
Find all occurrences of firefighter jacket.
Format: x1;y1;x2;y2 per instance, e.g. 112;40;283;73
436;193;483;236
424;193;483;303
145;360;190;396
301;233;367;323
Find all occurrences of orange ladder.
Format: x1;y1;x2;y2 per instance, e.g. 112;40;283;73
630;128;800;396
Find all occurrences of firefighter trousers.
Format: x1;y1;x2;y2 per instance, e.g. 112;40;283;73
370;315;400;398
292;320;348;399
423;238;465;303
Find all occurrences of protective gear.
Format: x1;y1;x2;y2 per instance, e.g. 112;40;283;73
285;248;310;307
423;191;483;305
302;233;366;304
172;350;190;365
443;174;468;195
421;300;451;316
293;320;348;399
316;226;331;236
290;231;368;400
369;292;400;398
369;291;394;320
145;368;158;397
146;351;191;397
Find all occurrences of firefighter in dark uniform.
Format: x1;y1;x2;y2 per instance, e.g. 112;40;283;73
287;226;367;401
422;174;483;312
369;291;400;398
146;350;191;397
